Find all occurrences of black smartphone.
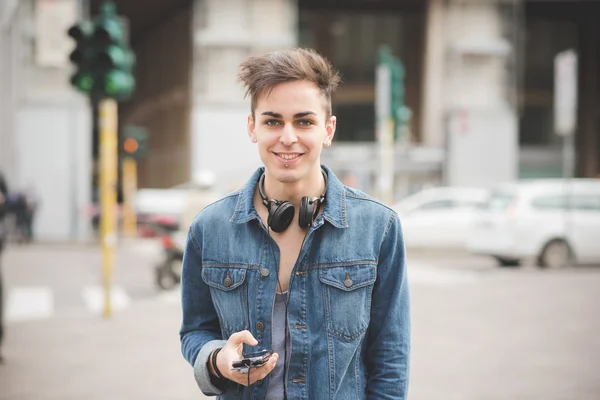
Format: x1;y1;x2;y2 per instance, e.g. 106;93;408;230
231;349;273;372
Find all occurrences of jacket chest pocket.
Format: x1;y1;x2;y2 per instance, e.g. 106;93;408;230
201;267;248;337
319;264;377;342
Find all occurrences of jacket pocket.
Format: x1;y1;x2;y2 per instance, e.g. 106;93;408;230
202;266;248;337
319;263;376;342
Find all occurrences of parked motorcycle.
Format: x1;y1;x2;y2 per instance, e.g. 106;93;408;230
154;230;186;291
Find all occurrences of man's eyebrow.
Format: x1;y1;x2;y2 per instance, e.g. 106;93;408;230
260;111;318;119
261;111;282;118
294;111;317;118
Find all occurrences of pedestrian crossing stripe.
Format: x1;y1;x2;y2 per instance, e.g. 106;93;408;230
4;268;479;323
5;285;132;324
81;286;132;314
5;286;54;323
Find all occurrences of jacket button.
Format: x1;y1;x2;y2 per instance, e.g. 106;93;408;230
256;379;263;385
260;268;270;277
256;321;265;331
344;278;353;288
224;277;232;287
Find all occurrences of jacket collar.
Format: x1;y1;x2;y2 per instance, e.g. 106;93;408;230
230;164;348;229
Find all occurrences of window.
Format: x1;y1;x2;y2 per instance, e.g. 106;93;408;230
569;195;600;211
417;199;455;211
483;191;517;211
532;194;600;211
298;9;422;142
531;195;566;210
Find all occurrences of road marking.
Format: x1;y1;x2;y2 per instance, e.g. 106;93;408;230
81;286;132;314
5;286;54;323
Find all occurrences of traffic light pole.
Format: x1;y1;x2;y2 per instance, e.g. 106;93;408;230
122;157;137;237
376;63;395;206
99;98;118;318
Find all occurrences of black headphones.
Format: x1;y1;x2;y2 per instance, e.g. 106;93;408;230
258;169;327;233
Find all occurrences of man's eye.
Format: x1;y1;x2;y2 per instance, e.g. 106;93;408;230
265;120;281;126
297;119;313;126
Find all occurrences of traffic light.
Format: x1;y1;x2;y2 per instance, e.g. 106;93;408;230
67;20;95;94
390;59;412;133
122;125;148;160
66;1;135;100
378;46;412;141
93;2;136;100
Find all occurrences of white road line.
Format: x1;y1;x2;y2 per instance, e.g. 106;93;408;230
5;286;54;323
81;285;132;314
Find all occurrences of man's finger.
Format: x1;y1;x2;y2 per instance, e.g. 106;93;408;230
229;354;279;386
251;353;279;383
229;330;258;346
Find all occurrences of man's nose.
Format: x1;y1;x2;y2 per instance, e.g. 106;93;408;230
279;124;298;145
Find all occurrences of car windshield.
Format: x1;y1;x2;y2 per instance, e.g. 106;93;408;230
481;189;516;211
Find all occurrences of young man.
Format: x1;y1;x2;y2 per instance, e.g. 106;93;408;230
180;48;410;399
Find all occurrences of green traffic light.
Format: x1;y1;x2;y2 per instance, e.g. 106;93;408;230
104;70;134;96
71;73;94;93
67;2;136;100
97;45;135;69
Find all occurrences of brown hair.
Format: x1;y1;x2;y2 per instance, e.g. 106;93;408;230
238;48;341;119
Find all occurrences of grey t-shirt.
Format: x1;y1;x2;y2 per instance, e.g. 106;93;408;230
266;291;289;399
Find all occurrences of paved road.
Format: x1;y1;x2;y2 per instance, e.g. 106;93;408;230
2;239;164;321
1;242;599;399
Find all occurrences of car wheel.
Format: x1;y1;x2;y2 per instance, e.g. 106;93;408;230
494;256;521;267
538;239;572;269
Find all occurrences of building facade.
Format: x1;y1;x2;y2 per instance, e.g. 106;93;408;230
1;0;598;241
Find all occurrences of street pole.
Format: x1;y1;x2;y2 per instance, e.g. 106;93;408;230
99;98;118;318
554;49;578;261
122;157;137;237
376;63;395;206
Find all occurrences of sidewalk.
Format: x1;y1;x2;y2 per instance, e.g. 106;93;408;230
1;298;212;400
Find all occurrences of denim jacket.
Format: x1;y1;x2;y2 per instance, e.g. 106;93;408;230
180;165;410;399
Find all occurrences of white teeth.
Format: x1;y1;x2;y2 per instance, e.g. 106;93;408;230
279;154;299;160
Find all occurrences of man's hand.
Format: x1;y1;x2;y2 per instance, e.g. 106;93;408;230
214;330;278;386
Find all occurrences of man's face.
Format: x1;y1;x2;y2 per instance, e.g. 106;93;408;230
247;80;336;184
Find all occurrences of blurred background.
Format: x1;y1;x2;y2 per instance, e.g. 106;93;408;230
0;0;599;399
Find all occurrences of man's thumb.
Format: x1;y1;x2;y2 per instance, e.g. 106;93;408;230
230;330;258;346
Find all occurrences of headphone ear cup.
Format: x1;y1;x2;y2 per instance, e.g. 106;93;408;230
268;201;295;233
298;196;315;229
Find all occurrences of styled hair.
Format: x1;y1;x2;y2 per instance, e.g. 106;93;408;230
238;48;341;119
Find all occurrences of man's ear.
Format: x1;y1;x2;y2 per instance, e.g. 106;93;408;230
325;116;336;145
247;114;257;143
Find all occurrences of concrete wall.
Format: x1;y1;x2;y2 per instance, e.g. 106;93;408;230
0;0;92;241
421;0;519;188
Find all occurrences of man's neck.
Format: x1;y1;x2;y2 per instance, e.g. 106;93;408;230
261;167;325;207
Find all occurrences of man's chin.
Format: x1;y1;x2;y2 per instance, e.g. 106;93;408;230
268;167;299;183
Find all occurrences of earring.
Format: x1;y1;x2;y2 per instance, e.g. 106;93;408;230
324;141;331;148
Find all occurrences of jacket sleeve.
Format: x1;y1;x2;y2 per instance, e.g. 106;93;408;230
365;212;411;399
179;225;227;396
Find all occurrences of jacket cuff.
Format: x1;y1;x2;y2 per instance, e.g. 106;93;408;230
193;339;228;396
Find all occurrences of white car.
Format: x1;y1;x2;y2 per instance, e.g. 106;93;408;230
467;179;600;268
393;187;489;250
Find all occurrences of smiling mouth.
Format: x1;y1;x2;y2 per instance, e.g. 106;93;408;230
275;153;302;161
